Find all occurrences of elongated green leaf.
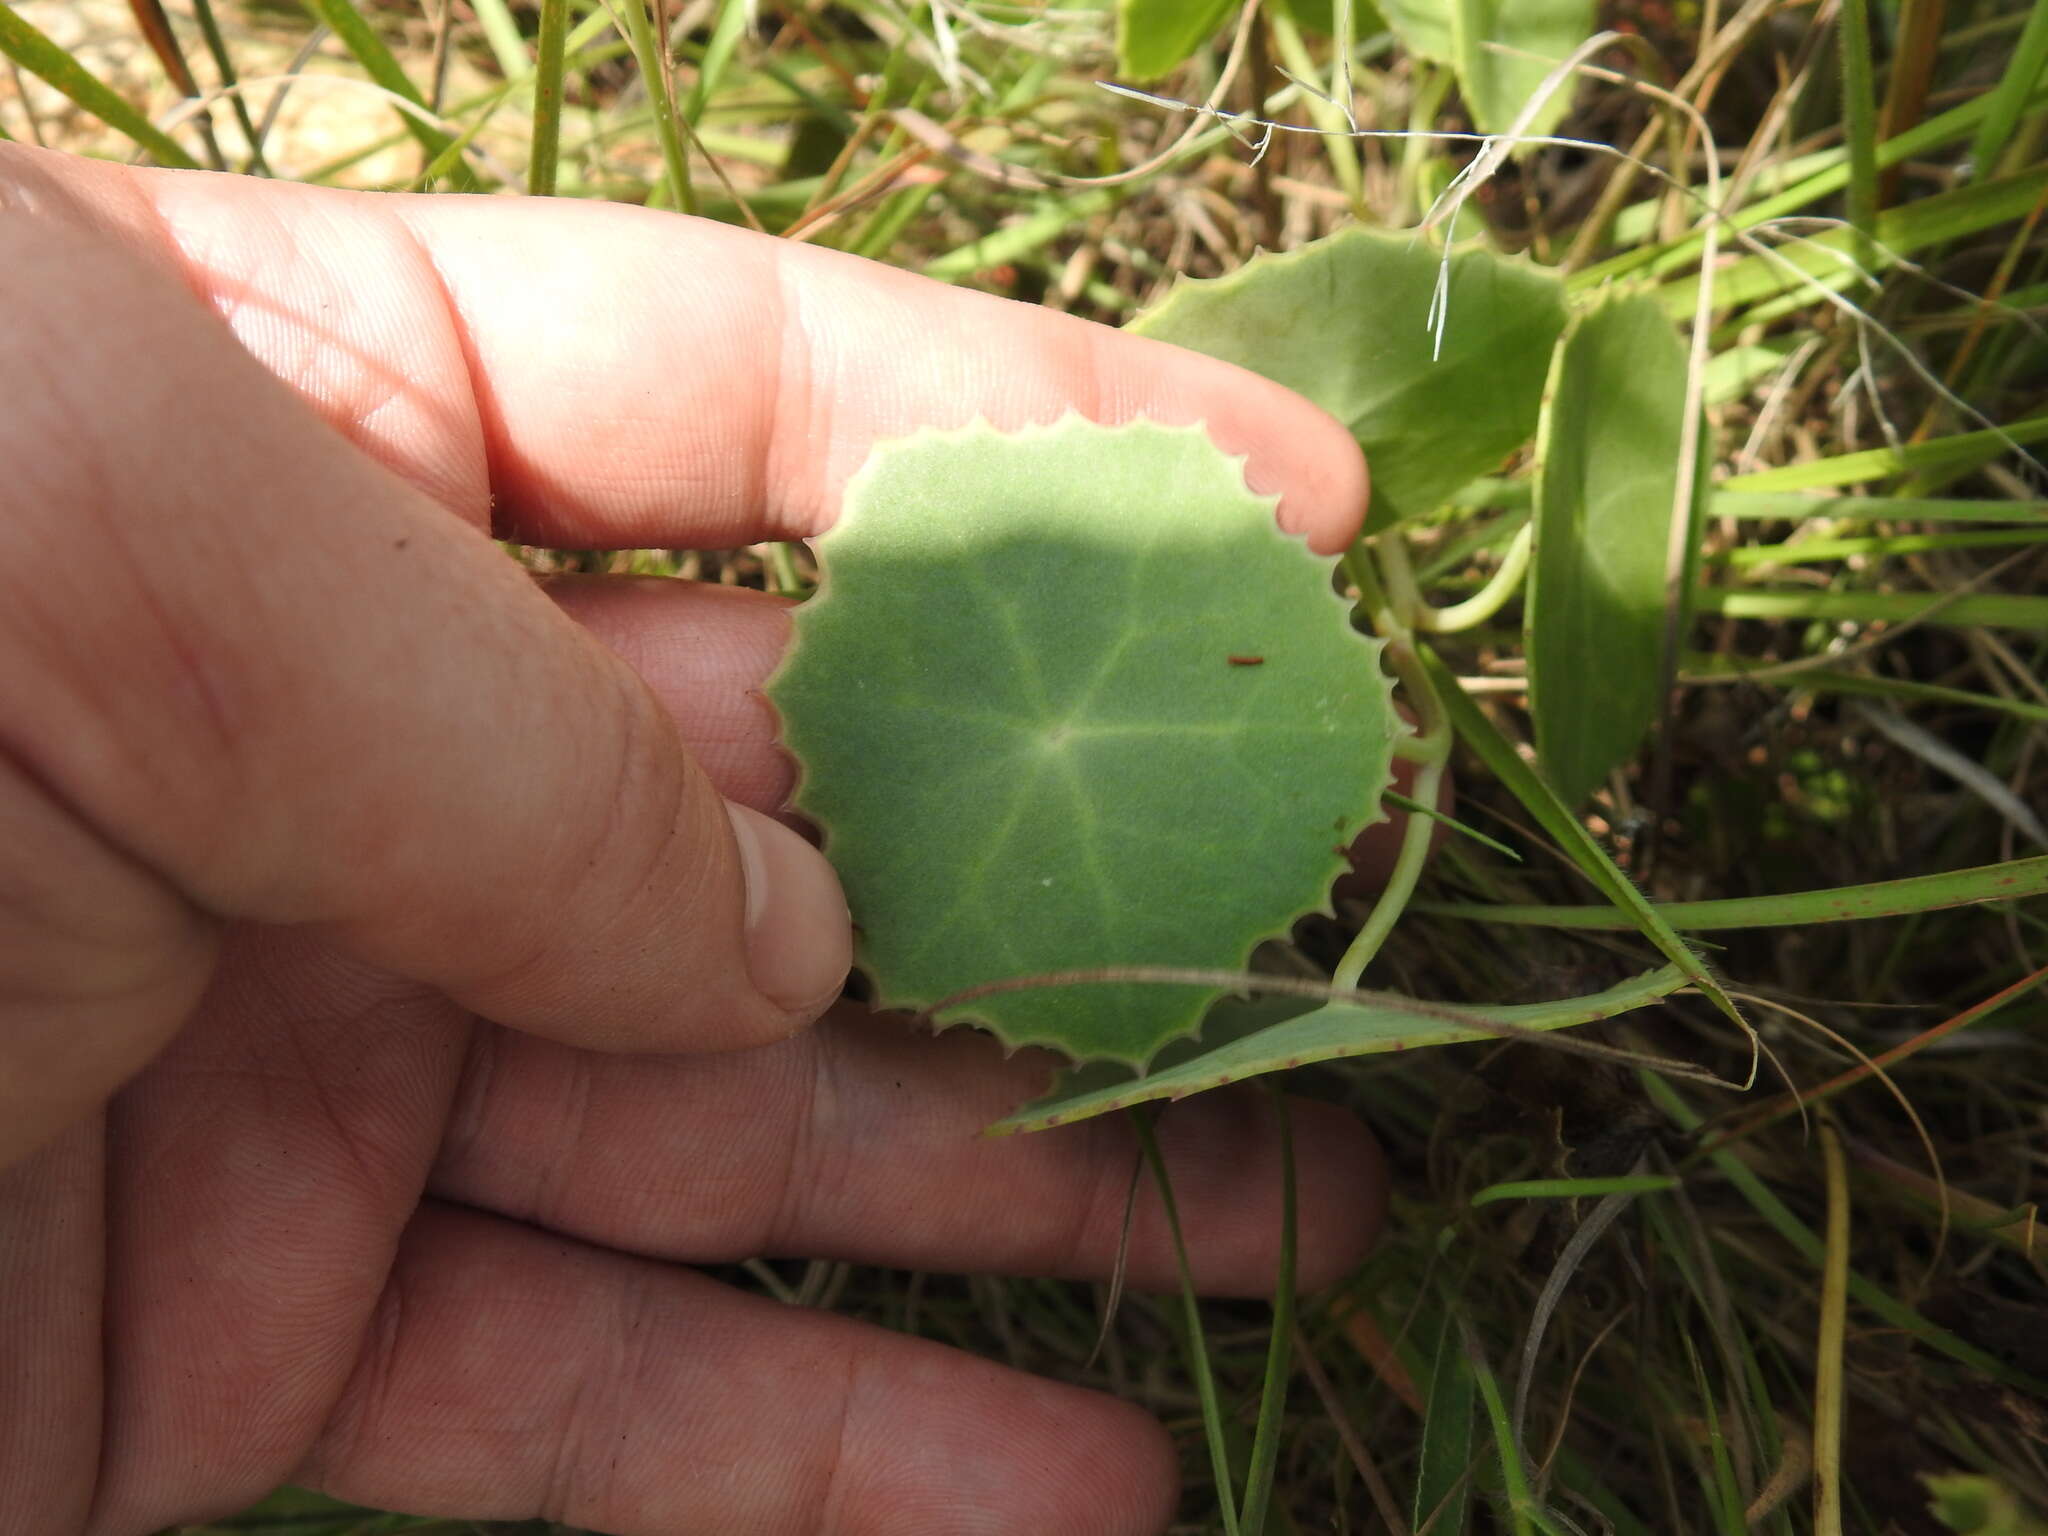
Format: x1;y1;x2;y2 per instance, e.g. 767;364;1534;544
1421;647;1747;1032
1527;293;1698;806
1718;416;2048;494
993;966;1685;1133
1419;853;2048;929
1576;77;2048;291
770;419;1400;1069
1449;0;1594;137
1116;0;1238;80
0;6;199;167
1696;588;2048;630
1646;1073;2048;1396
1131;228;1567;529
1715;492;2048;523
1660;165;2048;317
1415;1310;1477;1536
1971;1;2048;179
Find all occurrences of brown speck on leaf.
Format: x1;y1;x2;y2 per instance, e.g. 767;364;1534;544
1228;654;1265;667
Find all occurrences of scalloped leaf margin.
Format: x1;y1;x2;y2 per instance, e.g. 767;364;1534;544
768;417;1401;1069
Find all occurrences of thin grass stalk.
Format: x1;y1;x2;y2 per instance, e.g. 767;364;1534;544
0;3;199;166
1971;0;2048;178
1132;1112;1242;1536
1813;1124;1850;1536
1460;1319;1540;1536
1236;1089;1296;1536
1876;0;1946;205
617;0;695;214
123;0;228;169
185;0;269;173
1679;1334;1746;1532
1642;1072;2047;1393
1834;0;1879;279
528;0;569;195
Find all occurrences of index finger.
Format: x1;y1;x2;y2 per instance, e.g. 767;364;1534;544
8;145;1368;553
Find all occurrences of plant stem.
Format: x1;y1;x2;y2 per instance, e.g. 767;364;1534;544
1412;523;1534;632
1837;0;1880;280
621;0;695;214
528;0;568;195
1813;1122;1850;1536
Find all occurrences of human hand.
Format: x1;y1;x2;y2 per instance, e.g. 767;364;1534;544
0;143;1385;1535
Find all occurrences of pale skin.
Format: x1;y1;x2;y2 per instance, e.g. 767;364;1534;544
0;141;1390;1535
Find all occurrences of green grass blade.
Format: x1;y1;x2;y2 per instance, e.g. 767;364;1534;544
187;0;269;174
1837;0;1879;274
1470;1175;1678;1208
619;0;694;214
1418;853;2048;929
1385;790;1524;861
1708;665;2048;727
1718;416;2048;492
1814;1124;1850;1536
682;0;752;125
1238;1090;1297;1536
1695;587;2048;629
1421;647;1747;1035
1659;164;2048;316
0;4;199;166
1722;527;2048;566
1133;1113;1242;1536
528;0;569;195
924;188;1122;281
1971;0;2048;177
1415;1310;1477;1535
1576;77;2048;290
1460;1320;1543;1536
465;0;532;80
1679;1333;1747;1535
1643;1073;2048;1398
299;0;460;172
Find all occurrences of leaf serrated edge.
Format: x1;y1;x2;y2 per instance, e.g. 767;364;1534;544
766;415;1405;1071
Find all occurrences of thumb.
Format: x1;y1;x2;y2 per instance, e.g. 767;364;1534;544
0;205;848;1167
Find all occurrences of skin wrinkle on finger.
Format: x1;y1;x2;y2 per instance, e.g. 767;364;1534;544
428;1004;1384;1295
0;179;830;1055
0;145;1395;1534
0;1121;107;1536
300;1204;1178;1536
0;144;1367;554
86;929;472;1534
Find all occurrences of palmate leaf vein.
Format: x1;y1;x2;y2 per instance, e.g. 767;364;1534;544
770;419;1398;1066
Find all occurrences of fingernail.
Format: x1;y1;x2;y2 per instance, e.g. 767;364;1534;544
723;801;852;1015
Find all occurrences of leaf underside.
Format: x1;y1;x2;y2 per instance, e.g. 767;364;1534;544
1128;227;1567;530
769;418;1400;1069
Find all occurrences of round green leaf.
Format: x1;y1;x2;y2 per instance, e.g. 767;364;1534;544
768;418;1400;1068
1129;228;1567;530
